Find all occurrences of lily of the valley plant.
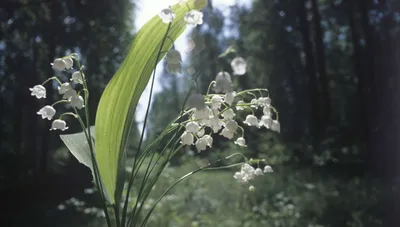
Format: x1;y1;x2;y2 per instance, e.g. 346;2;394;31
30;1;280;226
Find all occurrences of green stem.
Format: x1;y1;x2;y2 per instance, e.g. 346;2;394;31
74;58;112;227
73;108;112;227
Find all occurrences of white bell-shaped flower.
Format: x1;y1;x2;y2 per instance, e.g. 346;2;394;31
231;57;247;76
64;57;74;69
203;135;213;148
58;82;71;94
211;95;223;110
213;72;233;93
193;107;211;120
236;100;246;110
165;49;182;64
70;95;85;109
50;119;69;131
258;97;271;107
51;58;67;71
207;116;223;133
263;165;273;173
263;105;271;116
221;108;235;119
224;91;236;106
29;85;46;99
271;120;280;133
195;137;209;152
179;0;187;5
167;62;182;74
197;128;205;137
71;71;84;84
260;115;272;128
234;137;247;147
220;128;235;140
37;105;56;120
254;168;263;176
243;115;260;128
159;6;175;24
186;121;200;133
225;119;238;132
184;10;203;26
63;89;77;100
180;131;194;145
188;94;205;110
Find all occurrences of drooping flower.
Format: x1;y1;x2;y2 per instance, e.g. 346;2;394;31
258;97;271;107
224;91;236;106
70;95;85;109
213;71;233;93
225;119;238;132
195;137;208;152
159;6;175;24
193;107;211;121
50;119;69;131
165;49;182;64
231;57;247;76
29;85;46;99
184;10;203;26
206;116;223;133
51;58;67;71
64;57;74;69
211;95;223;110
254;168;263;176
63;89;77;100
243;115;260;128
71;71;84;84
180;131;194;145
263;165;273;173
58;83;71;94
235;100;246;110
187;94;206;110
220;128;235;140
234;137;247;147
260;115;272;128
221;108;235;120
167;62;182;74
197;128;205;137
37;105;56;120
186;121;200;133
203;135;213;148
271;120;281;133
263;105;271;116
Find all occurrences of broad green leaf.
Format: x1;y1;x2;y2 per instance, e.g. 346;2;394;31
60;127;112;202
95;0;208;204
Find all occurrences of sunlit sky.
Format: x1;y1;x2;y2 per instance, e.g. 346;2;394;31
134;0;249;125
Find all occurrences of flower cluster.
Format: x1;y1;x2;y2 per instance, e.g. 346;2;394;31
179;65;280;153
29;55;86;131
233;163;273;191
233;164;273;184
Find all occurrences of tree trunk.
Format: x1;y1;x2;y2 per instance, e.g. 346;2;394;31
310;0;330;127
298;0;320;149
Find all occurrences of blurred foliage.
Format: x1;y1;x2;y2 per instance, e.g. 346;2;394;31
0;0;137;225
145;0;400;226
